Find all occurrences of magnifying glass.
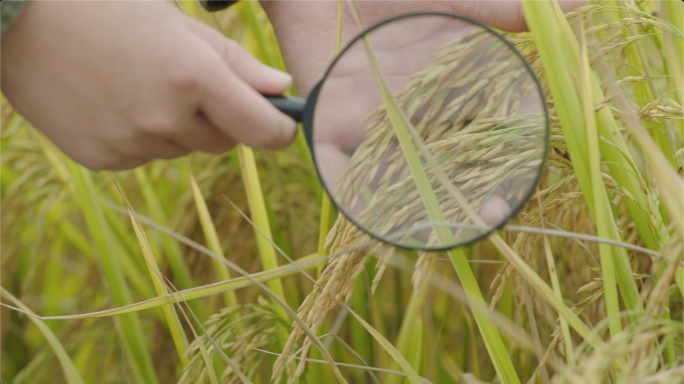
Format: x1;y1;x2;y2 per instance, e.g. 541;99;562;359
234;12;548;251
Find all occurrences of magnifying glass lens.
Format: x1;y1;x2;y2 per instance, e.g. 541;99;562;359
310;14;547;250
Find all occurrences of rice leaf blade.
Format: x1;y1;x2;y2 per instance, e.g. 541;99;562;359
578;10;622;335
110;175;190;364
65;160;159;384
342;302;425;384
134;167;204;321
37;253;323;321
524;0;639;329
1;288;86;384
187;161;239;308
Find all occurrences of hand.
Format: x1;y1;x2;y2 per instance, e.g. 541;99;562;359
264;1;543;94
264;0;576;227
1;0;297;170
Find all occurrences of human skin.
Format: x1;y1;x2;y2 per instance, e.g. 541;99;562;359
1;0;576;224
263;0;581;95
1;0;297;170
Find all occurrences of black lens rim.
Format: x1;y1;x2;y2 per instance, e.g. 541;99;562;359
302;11;550;251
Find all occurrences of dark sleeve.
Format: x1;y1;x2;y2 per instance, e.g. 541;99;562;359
1;0;29;36
198;0;239;12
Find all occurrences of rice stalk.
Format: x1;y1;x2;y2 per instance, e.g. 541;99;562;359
0;288;85;384
134;167;205;323
236;146;290;323
589;3;678;364
606;70;684;236
30;250;323;321
110;174;190;364
384;252;433;384
578;6;622;336
523;0;638;334
340;300;425;384
535;6;673;300
31;131;160;302
613;0;677;165
156;264;254;384
65;159;159;384
4;1;684;383
537;195;574;362
179;299;293;384
658;0;683;110
144;193;352;383
349;268;375;383
187;160;239;308
253;347;432;383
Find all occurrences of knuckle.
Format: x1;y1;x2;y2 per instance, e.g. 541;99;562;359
137;112;179;137
165;56;207;93
246;129;278;149
196;128;236;154
221;39;241;62
247;118;295;150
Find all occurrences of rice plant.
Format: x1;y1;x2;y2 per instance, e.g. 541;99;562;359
1;1;682;383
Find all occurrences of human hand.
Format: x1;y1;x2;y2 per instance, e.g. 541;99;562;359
1;0;297;170
264;1;574;226
263;0;589;99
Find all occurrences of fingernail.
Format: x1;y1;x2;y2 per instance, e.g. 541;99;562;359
264;66;293;87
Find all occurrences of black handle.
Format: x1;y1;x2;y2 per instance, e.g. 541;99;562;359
265;96;306;123
199;0;238;12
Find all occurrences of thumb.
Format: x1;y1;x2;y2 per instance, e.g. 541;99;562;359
186;18;292;95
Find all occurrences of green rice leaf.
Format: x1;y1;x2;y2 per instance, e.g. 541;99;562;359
65;160;159;384
1;288;86;384
110;174;190;365
187;161;239;308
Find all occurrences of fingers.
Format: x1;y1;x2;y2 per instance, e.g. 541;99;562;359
507;0;586;33
184;19;298;150
479;194;512;226
221;41;293;95
386;0;584;33
77;120;228;170
510;0;585;32
196;58;297;150
170;112;237;154
185;19;292;95
104;111;234;168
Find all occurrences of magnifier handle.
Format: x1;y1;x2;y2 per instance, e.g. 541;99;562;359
265;95;306;123
199;0;238;12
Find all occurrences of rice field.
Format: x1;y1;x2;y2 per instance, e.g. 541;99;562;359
1;1;683;383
